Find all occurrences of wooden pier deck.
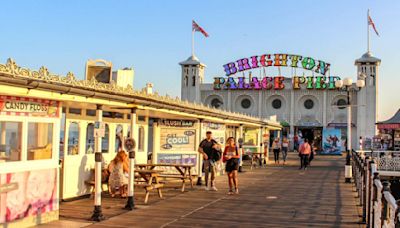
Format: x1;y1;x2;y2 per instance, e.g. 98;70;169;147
40;152;363;227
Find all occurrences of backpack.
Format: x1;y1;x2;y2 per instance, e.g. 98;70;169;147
212;147;222;162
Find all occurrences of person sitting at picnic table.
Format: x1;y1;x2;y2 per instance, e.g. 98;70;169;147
108;150;129;197
223;137;240;195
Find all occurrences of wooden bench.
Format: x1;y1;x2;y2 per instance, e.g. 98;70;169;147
84;168;109;197
136;164;196;192
135;169;164;204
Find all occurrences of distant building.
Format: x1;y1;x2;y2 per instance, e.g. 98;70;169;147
180;51;381;150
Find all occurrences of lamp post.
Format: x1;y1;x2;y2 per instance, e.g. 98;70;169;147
335;75;365;183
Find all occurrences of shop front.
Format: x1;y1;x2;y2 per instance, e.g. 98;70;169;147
153;119;199;174
0;96;61;226
242;127;259;154
0;58;281;226
377;109;400;151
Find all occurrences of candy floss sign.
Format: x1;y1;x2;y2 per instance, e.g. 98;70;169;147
0;169;58;224
214;53;341;90
0;96;60;118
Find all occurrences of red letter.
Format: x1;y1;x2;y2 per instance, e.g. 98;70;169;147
274;77;285;90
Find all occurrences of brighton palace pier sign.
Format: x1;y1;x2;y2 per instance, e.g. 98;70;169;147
213;53;340;90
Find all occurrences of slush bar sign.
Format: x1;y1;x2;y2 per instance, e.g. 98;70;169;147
213;53;341;90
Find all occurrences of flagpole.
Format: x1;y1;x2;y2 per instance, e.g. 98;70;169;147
367;9;370;53
192;28;195;57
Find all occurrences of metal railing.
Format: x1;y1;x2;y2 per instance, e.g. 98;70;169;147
352;151;400;227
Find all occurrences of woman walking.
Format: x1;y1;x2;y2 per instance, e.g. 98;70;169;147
223;137;240;194
108;150;129;197
281;137;289;165
272;138;281;164
299;139;311;170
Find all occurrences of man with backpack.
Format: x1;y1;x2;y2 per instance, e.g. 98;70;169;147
198;131;221;191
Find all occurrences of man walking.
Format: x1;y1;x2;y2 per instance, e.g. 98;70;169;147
198;131;221;191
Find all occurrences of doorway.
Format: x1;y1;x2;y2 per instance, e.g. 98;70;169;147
296;127;323;152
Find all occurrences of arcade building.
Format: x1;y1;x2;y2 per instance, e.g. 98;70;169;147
180;52;381;151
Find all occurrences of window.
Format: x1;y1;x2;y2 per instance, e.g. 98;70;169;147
86;109;96;116
192;76;196;86
337;99;347;109
0;122;22;162
115;125;123;152
69;108;82;115
241;98;251;109
86;123;95;154
184;76;188;86
211;98;223;108
60;112;66;159
272;99;282;109
101;124;110;153
102;111;113;118
68;122;80;155
304;99;314;109
138;126;145;151
28;123;53;160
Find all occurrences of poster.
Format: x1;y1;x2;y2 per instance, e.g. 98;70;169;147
202;122;225;144
157;153;197;174
160;128;196;151
0;168;58;224
244;129;258;146
322;128;342;155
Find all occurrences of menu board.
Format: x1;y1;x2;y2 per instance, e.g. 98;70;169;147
160;128;196;152
244;129;258;146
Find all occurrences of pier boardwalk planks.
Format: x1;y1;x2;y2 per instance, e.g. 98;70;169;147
41;153;363;228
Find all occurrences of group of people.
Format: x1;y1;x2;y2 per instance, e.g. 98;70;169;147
271;137;289;165
106;132;317;198
271;136;315;170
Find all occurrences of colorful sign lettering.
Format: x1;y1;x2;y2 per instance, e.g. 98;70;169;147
160;128;196;151
223;54;330;76
214;53;341;91
0;96;60;117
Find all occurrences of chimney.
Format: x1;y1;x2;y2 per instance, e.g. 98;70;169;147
145;83;153;95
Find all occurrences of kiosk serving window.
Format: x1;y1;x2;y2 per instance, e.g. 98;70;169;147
0;121;22;162
101;124;110;153
138;126;145;151
68;122;80;155
27;122;54;160
86;123;95;154
115;124;123;152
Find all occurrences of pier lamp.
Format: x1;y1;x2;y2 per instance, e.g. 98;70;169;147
335;75;365;183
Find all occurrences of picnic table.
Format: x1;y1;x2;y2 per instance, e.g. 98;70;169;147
135;169;164;204
136;164;195;192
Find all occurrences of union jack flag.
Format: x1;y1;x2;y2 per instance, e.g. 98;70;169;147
192;20;209;37
368;14;379;36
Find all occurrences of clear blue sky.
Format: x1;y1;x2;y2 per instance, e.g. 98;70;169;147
0;0;399;120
